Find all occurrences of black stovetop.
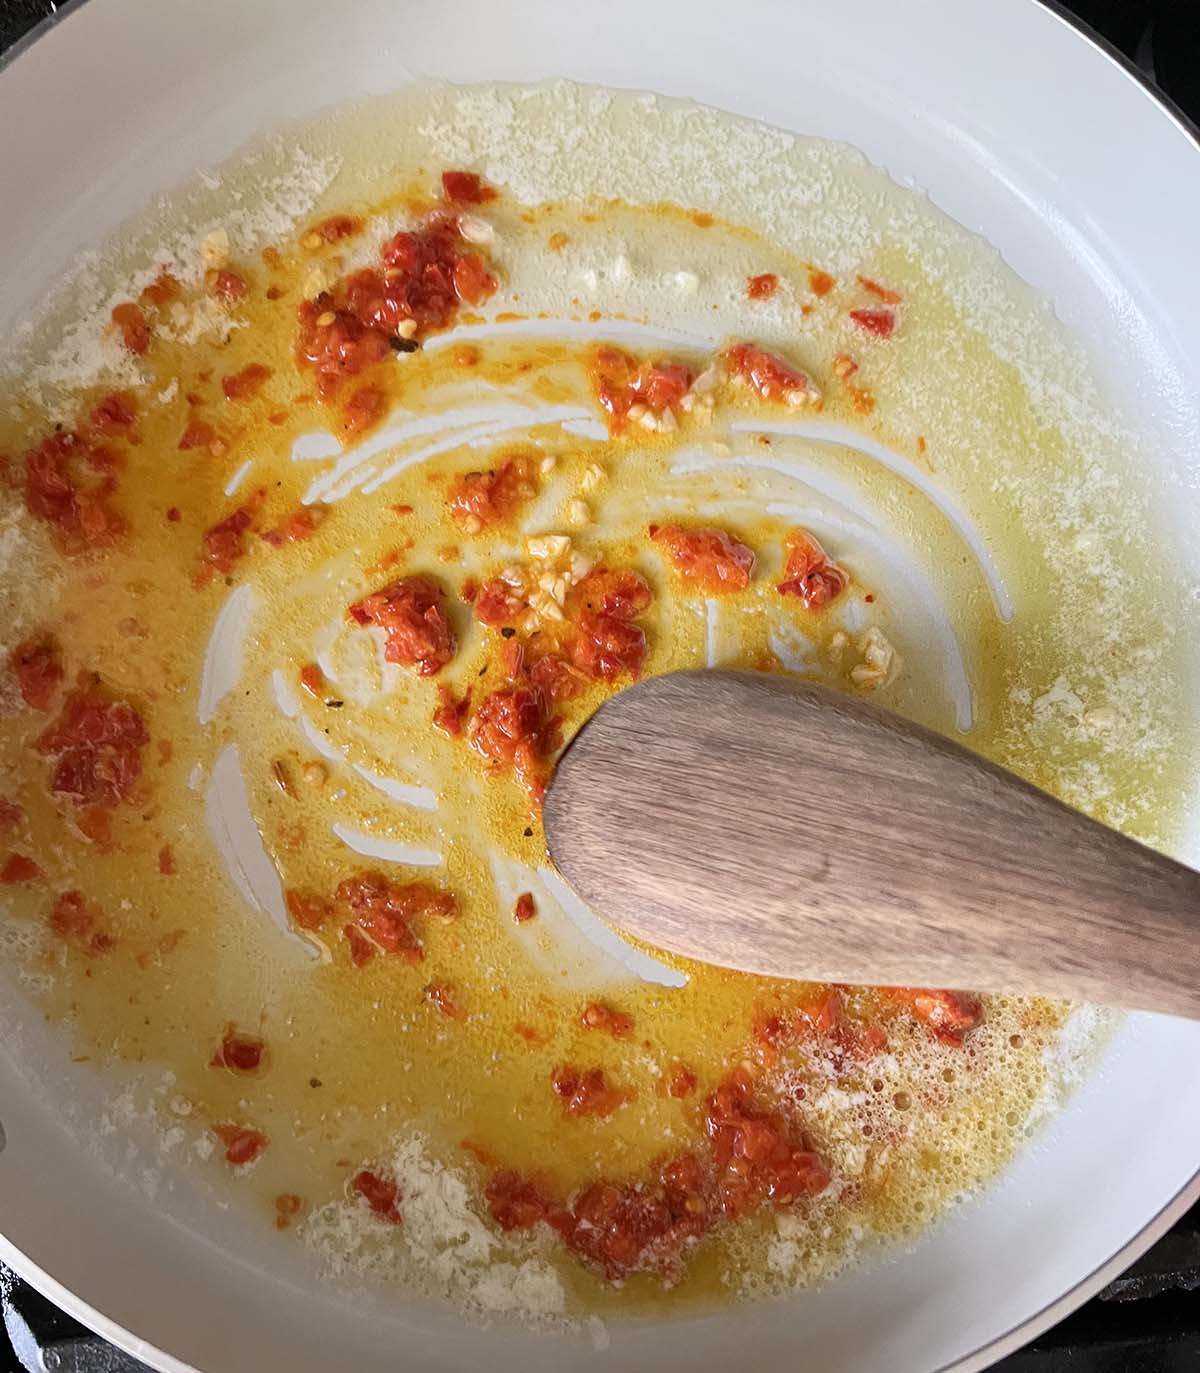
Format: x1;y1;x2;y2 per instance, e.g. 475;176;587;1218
1;1;1198;1370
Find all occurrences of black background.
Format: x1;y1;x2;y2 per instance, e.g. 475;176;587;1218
0;1;1198;1370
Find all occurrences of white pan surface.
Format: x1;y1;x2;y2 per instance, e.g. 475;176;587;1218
2;2;1200;1370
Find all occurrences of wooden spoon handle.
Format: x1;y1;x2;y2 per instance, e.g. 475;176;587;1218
544;671;1200;1018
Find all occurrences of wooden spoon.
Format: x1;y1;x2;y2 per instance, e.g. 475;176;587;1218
543;670;1200;1018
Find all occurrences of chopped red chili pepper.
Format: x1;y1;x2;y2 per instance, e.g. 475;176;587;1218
309;214;362;243
580;1002;634;1038
705;1067;829;1217
882;987;983;1046
260;505;327;548
550;1064;633;1118
197;489;265;579
157;843;176;876
447;453;538;530
849;307;896;339
747;273;779;300
441;170;497;204
296;209;496;398
352;1168;403;1224
725;341;813;404
0;854;40;884
343;923;376;967
336;870;457;965
298;663;325;698
650;523;754;593
589;347;695;430
110;302;150;355
432;684;471;737
347;574;456;676
807;268;836;296
178;418;216;451
87;392;137;434
285;888;333;931
10;634;63;711
468;685;559;799
777;529;848;610
0;799;23;832
857;276;901;304
49;890;115;953
23;430;125;552
213;1124;268;1166
35;675;148;809
222;363;273;401
424;980;465;1021
210;269;248;301
513;891;536;924
211;1026;266;1073
485;1170;558;1231
667;1063;697;1098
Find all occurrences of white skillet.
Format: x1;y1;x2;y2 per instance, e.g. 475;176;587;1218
1;2;1200;1371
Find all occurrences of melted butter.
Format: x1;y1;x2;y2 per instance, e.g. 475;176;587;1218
0;81;1194;1320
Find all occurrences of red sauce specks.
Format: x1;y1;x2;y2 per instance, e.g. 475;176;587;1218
211;1026;266;1073
849;307;896;339
35;675;148;809
213;1124;268;1166
260;506;327;548
580;1002;634;1038
337;870;458;965
725;341;811;403
197;489;265;581
352;1168;403;1224
425;980;465;1022
550;1064;634;1118
589;347;695;430
513;891;537;924
807;268;836;297
9;634;63;711
178;418;216;451
110;301;151;355
0;853;41;884
157;843;176;876
23;430;126;553
776;529;848;611
347;574;456;676
447;453;538;531
49;890;115;954
0;799;23;833
432;684;471;737
650;523;754;593
296;207;497;398
882;987;983;1046
441;170;497;204
857;276;902;305
705;1068;830;1217
222;363;273;401
747;273;779;300
309;213;363;243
